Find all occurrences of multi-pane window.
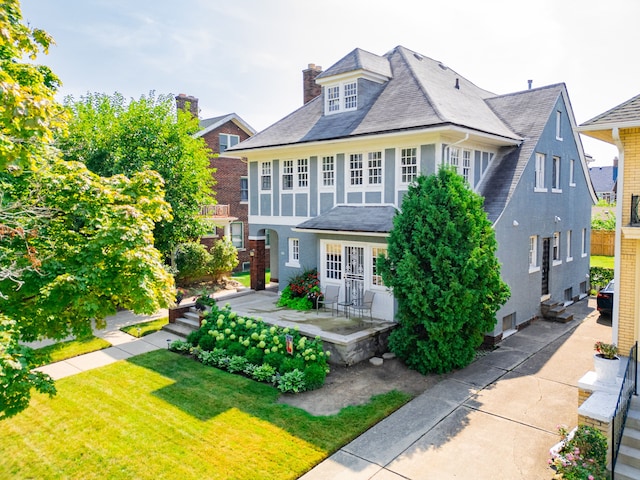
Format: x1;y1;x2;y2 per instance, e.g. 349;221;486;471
230;222;244;249
350;154;363;185
401;148;417;183
326;244;342;280
219;133;239;153
322;156;335;186
368;152;382;184
553;231;561;262
289;238;300;265
344;82;357;110
240;177;248;202
282;159;294;190
297;158;308;187
529;235;538;269
462;150;471;182
566;229;572;261
449;147;460;172
327;86;340;112
535;153;545;189
372;247;386;286
552;156;561;190
261;162;271;190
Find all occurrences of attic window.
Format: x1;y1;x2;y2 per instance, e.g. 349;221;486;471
324;81;357;115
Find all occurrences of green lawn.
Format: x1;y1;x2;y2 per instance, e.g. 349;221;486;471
32;336;112;367
591;255;614;269
120;317;169;338
232;269;270;288
1;350;410;479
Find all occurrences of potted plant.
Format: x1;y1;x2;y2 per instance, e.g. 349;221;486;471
593;341;619;384
307;285;323;309
195;290;216;313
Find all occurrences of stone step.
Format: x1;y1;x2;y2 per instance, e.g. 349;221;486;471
162;322;196;338
552;312;574;323
176;316;200;329
618;444;640;470
183;311;201;322
622;427;640;450
614;462;640;480
627;406;640;430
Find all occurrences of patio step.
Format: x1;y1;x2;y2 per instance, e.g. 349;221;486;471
540;299;573;323
614;462;640;480
162;307;201;338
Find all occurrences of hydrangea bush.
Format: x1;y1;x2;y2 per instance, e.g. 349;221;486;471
170;302;330;393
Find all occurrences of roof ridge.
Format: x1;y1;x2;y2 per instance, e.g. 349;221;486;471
581;92;640;126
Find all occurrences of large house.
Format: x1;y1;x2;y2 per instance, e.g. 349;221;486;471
589;162;618;203
175;94;262;273
579;93;640;354
229;46;596;343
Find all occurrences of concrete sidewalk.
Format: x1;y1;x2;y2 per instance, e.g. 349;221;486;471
300;297;612;480
34;309;181;380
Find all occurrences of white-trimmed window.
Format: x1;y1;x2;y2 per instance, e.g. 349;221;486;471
350;154;363;186
325;243;342;280
288;238;300;267
570;159;576;186
297;158;308;188
322;156;335;187
327;86;340;112
553;231;561;264
282;159;294;190
556;111;563;141
240;177;248;202
535;153;546;191
372;247;386;286
325;82;358;114
552;156;561;191
401;147;418;183
230;222;244;249
566;229;573;262
368;151;382;185
261;161;271;190
449;147;460;172
581;228;588;257
219;133;239;153
462;150;471;183
529;235;539;272
344;82;357;109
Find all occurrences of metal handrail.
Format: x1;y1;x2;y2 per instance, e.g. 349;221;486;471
611;341;638;479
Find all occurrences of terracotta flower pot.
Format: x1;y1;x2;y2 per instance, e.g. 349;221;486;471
593;353;619;384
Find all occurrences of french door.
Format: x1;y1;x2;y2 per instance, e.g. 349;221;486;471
344;246;365;306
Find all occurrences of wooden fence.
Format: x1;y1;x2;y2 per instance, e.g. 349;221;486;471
591;229;615;256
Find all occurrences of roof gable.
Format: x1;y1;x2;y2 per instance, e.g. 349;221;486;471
196;113;256;139
316;48;392;82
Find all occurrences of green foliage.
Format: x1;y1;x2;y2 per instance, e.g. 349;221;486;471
32;335;111;366
550;425;607;479
252;363;277;382
276;369;306;393
379;168;510;374
276;269;319;310
175;303;330;392
175;239;238;285
58;91;215;257
120;317;168;338
276;286;314;310
208;237;239;278
590;266;613;289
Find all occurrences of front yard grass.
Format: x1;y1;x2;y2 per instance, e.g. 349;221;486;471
591;255;614;269
32;336;112;367
120;317;168;337
1;349;410;479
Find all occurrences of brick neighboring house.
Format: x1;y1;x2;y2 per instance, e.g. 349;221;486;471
579;93;640;353
175;94;262;273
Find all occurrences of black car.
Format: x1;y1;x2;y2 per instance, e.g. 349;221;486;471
597;280;614;316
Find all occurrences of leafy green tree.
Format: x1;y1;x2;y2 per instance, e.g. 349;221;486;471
0;0;175;419
380;168;510;374
58;91;215;258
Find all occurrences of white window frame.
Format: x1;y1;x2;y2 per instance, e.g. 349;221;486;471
344;81;357;110
535;153;546;192
556;111;563;141
400;147;418;184
322;155;335;187
552;156;562;192
240;176;248;203
230;221;244;249
349;153;363;186
261;161;271;191
529;235;540;273
581;228;588;257
569;159;576;187
324;81;358;115
372;246;386;286
297;158;308;188
327;86;340;113
286;238;300;267
282;159;294;190
566;229;573;262
462;149;471;183
552;231;562;265
325;243;342;280
368;151;383;185
219;133;240;153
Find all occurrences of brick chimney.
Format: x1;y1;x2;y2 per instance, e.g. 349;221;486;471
175;93;199;118
303;64;322;104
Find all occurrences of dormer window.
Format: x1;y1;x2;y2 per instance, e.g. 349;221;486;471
324;81;358;115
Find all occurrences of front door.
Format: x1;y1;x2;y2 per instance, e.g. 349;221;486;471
344;246;365;305
541;237;550;296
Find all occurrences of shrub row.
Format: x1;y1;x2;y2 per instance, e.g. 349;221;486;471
169;302;330;393
590;266;613;290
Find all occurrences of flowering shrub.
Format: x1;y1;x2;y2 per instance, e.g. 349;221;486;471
288;269;320;297
170;302;330;393
594;341;618;359
549;425;607;480
276;269;321;310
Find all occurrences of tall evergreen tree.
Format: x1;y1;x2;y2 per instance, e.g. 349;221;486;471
380;167;510;374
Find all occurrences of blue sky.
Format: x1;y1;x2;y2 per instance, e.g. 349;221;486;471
21;0;640;166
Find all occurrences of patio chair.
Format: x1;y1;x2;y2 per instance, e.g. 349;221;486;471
316;285;340;316
350;290;375;320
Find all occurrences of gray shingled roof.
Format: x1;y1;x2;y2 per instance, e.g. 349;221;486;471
295;205;397;233
479;84;567;223
581;93;640;127
316;48;392;80
589;166;617;193
229;46;521;152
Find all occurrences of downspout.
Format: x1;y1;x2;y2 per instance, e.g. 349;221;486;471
612;127;623;346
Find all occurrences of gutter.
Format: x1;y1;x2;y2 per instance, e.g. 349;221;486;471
612;127;623;345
